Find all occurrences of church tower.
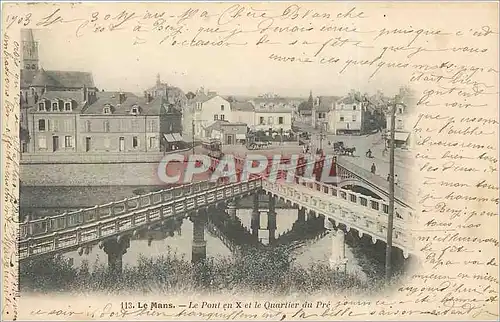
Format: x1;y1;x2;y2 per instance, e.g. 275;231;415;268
21;29;39;70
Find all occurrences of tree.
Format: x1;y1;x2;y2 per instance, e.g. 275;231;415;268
227;96;235;103
186;91;196;99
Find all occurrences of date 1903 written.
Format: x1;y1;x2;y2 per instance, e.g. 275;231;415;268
121;301;175;310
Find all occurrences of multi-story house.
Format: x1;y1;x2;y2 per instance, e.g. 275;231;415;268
186;89;231;139
311;96;340;132
231;101;255;128
254;108;293;132
385;87;415;149
20;28;96;153
329;96;367;135
27;90;182;154
28;90;86;154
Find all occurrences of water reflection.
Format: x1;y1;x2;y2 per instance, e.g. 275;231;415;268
65;207;365;283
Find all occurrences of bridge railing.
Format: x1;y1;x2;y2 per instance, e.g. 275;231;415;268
19;179;263;260
262;176;413;252
20;180;217;239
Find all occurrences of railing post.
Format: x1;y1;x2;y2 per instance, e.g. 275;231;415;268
123;198;129;212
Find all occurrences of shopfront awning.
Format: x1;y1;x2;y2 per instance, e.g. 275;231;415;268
394;132;410;142
172;133;183;141
163;134;175;143
236;133;246;140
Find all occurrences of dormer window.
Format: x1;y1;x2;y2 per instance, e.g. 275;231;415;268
38;102;45;111
103;106;111;114
130;105;140;115
64;102;72;111
52;101;59;112
353;105;357;110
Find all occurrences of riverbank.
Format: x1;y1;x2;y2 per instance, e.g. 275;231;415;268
20;246;387;295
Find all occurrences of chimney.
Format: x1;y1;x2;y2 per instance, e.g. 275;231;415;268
119;92;126;105
82;85;88;102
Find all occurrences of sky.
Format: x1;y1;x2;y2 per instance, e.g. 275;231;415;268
31;18;405;98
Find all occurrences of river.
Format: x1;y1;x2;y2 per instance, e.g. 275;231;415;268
21;186;382;283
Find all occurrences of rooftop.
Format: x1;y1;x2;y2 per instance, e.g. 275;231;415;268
21;68;95;89
83;92;170;115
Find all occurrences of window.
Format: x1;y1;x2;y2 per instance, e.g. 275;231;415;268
149;120;157;132
104;121;110;132
38;102;45;111
259;117;265;125
131;106;139;114
85;120;91;132
38;119;46;131
64;120;72;132
352;115;357;122
353;105;357;110
196;102;201;109
149;137;157;148
104;138;110;149
268;116;273;124
64;136;73;148
38;137;47;149
52;102;58;111
214;115;218;121
398;107;403;114
51;120;59;131
278;117;284;124
64;102;71;111
220;105;224;111
220;114;225;120
133;136;138;148
103;106;111;114
397;119;404;130
339;116;345;122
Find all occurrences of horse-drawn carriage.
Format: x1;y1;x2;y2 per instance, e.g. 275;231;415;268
246;134;272;150
333;141;356;156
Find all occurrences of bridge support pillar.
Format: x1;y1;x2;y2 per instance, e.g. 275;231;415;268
307;210;315;221
103;236;130;277
329;230;348;272
191;211;207;263
251;194;260;242
297;207;306;222
226;200;237;219
268;196;277;244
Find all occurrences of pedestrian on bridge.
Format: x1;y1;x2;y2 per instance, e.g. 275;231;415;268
371;163;376;174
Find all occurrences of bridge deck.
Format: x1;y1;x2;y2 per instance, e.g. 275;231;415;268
336;156;415;208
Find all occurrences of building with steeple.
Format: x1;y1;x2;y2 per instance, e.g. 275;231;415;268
20;28;97;153
145;73;187;109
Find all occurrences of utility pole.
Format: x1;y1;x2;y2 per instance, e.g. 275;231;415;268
191;119;195;154
385;95;397;281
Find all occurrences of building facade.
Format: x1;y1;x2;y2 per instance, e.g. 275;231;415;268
27;91;182;155
20;29;97;153
253;109;293;132
185;90;232;139
312;96;340;132
329;96;367;135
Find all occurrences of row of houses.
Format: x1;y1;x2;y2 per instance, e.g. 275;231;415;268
182;90;295;142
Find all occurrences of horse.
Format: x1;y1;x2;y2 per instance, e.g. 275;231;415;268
344;147;356;156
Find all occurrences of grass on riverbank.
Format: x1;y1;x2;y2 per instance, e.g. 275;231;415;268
20;246;390;295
